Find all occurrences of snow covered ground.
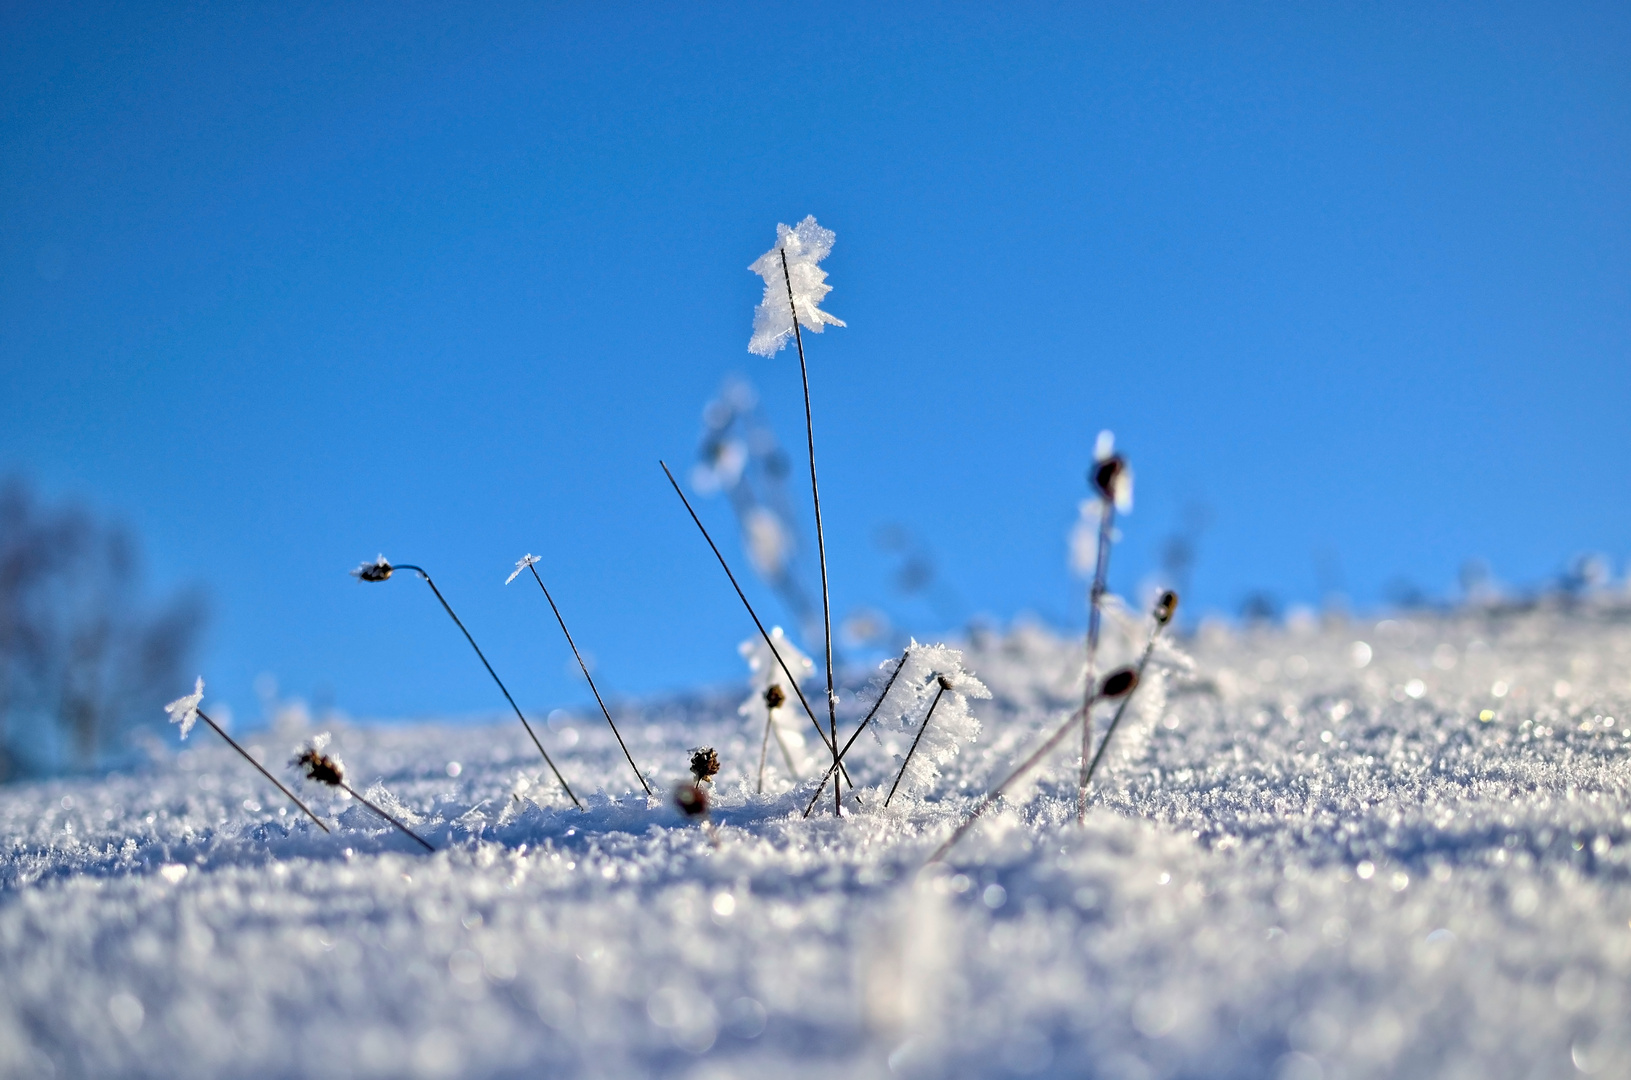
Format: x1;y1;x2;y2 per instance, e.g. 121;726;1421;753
3;603;1630;1079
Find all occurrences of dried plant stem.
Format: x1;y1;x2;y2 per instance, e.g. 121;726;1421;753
195;709;329;832
660;461;852;786
393;565;581;810
927;696;1096;865
336;780;435;852
757;707;802;794
801;645;912;818
1077;501;1116;823
522;562;651;797
1080;621;1170;798
780;248;839;818
885;679;948;808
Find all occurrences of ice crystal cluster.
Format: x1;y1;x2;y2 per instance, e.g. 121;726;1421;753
2;605;1630;1079
864;641;990;798
747;216;845;357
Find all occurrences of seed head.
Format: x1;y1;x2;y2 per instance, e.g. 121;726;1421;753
293;744;345;787
1154;589;1179;626
351;556;393;583
1091;456;1125;502
1099;666;1140;700
689;747;720;784
937;674;954;691
763;684;786;710
674;780;710;818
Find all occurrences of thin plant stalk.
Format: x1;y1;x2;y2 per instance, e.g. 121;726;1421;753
756;698;803;794
801;644;912;818
780;248;839;818
926;697;1095;865
335;780;435;852
884;677;948;808
195;709;329;832
1077;499;1116;823
660;461;852;786
393;565;581;810
930;593;1171;865
521;561;651;797
1080;624;1169;797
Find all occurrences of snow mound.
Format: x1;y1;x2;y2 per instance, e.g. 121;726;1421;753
3;607;1630;1078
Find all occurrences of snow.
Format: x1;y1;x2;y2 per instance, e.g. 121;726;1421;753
3;605;1631;1078
748;216;846;357
163;677;204;741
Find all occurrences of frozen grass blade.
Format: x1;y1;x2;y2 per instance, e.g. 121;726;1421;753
660;461;852;787
511;556;651;798
293;742;434;852
780;247;841;818
884;675;950;808
352;558;582;810
800;644;912;818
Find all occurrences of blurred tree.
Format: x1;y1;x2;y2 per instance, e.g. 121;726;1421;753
0;478;204;780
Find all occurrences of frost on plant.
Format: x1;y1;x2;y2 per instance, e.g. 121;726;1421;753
866;641;990;798
748;216;846;357
505;553;541;585
163;677;204;740
739;628;814;770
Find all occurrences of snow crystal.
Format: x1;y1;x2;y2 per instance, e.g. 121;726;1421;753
505;553;542;585
163;676;204;740
748;216;846;357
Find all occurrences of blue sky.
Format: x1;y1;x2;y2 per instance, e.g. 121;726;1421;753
2;2;1627;723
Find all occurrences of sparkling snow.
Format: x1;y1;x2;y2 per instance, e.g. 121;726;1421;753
2;605;1629;1079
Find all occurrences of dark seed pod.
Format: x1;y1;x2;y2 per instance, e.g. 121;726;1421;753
674;780;709;818
1154;590;1179;626
1099;666;1140;700
763;684;786;710
937;674;954;691
351;558;393;583
293;746;344;787
689;747;720;783
1091;455;1125;502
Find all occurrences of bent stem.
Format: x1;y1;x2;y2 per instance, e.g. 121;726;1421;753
1077;501;1116;823
522;562;651;797
884;678;948;808
660;461;852;787
781;248;839;818
337;780;435;853
1080;616;1171;798
926;696;1096;866
196;709;329;832
801;644;912;818
393;565;582;810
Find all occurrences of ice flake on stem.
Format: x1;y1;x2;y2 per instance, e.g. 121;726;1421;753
164;677;204;739
293;735;434;852
870;642;990;806
748;216;846;357
505;553;541;586
739;629;812;791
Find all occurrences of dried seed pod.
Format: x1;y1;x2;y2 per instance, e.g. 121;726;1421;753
689;747;720;784
763;684;786;710
674;780;710;818
1091;456;1125;502
293;744;344;787
351;556;393;583
936;674;954;691
1099;666;1140;700
1154;589;1179;626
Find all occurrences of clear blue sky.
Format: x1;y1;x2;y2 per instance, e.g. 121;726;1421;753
2;3;1626;722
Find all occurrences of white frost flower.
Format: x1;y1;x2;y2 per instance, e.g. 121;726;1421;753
164;677;205;740
748;216;846;357
506;553;541;585
866;641;990;798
